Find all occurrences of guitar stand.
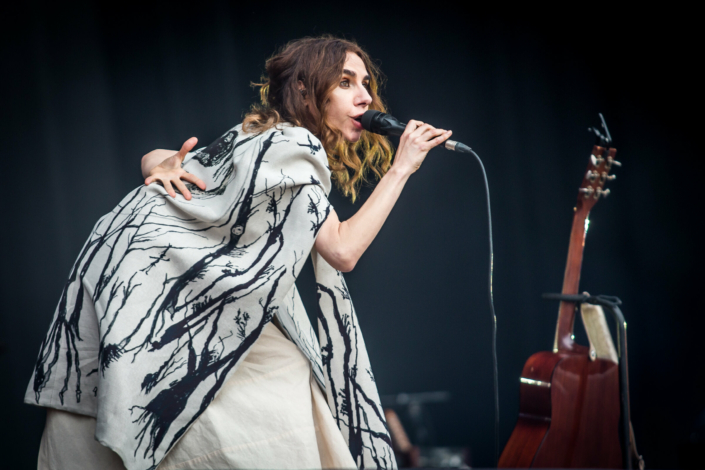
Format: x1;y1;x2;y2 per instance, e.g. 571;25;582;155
542;293;645;470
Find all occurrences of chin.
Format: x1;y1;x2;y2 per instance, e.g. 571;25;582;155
344;130;363;143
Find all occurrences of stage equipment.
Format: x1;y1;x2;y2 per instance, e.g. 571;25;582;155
384;408;419;467
362;110;501;461
498;115;643;469
381;391;451;446
382;392;470;468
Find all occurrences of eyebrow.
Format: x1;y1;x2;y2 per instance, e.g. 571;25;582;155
343;69;371;81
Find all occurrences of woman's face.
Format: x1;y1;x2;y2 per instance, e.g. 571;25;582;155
325;52;373;142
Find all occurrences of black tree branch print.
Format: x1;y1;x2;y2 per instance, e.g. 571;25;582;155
25;124;395;470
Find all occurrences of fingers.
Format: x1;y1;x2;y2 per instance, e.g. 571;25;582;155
409;123;447;147
422;127;447;143
162;179;176;198
414;124;439;140
406;121;445;140
173;179;192;200
145;171;206;200
399;118;453;151
177;137;198;159
401;120;424;140
406;119;423;130
180;172;207;190
424;130;452;150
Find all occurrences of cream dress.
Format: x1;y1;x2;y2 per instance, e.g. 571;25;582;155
37;320;357;470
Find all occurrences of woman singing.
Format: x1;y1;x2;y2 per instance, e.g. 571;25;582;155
26;36;452;470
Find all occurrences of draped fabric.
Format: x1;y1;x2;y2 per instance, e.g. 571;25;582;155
25;124;395;470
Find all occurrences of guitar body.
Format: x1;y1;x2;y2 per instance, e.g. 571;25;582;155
499;132;626;468
499;349;622;468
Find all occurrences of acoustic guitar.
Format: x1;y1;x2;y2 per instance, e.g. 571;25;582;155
498;117;626;468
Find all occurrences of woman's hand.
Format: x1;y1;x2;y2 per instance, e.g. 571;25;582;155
143;137;206;200
391;120;452;176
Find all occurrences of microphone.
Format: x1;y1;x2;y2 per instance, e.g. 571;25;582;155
360;110;473;153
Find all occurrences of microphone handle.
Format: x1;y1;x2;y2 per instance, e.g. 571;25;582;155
378;115;473;154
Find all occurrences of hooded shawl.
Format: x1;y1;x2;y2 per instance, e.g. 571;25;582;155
25;124;396;470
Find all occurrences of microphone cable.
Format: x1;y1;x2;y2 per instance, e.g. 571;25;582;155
360;110;499;463
443;138;499;465
465;147;500;466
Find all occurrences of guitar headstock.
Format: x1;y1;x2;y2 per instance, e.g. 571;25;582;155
577;114;620;211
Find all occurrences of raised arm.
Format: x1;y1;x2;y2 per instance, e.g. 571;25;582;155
142;137;206;200
315;120;451;272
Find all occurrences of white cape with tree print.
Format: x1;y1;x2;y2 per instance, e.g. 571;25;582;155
25;124;395;470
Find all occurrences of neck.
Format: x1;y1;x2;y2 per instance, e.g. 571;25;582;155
553;201;590;351
552;144;607;352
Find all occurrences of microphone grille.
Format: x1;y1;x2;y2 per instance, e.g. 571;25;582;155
361;110;382;132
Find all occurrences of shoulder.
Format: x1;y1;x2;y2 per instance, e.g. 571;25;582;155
254;124;332;194
279;125;324;153
256;124;325;158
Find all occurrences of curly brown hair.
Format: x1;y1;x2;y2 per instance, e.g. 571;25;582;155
243;36;393;202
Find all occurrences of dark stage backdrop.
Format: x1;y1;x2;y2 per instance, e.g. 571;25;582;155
1;1;702;468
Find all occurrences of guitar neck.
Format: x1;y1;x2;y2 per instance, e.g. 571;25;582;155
553;145;616;352
553;203;590;351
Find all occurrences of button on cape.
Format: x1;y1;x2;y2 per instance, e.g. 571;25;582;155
26;124;396;470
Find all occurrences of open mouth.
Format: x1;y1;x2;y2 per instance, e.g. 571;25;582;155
351;115;364;129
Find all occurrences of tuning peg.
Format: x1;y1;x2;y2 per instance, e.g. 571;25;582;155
596;188;611;198
600;172;617;183
607;156;621;167
586;170;598;182
590;154;605;166
579;187;594;198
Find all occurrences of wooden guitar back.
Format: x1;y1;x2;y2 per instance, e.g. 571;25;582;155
499;350;622;468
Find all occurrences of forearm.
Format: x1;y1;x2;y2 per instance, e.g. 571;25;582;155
317;167;411;271
141;149;176;178
340;167;409;261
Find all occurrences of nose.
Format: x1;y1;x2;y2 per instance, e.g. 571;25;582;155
356;85;372;108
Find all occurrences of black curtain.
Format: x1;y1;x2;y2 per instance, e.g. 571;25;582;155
1;1;701;468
